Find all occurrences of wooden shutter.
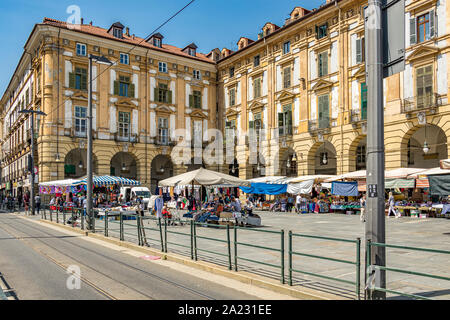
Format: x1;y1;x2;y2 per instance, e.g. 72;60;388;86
410;17;416;45
168;91;172;104
322;52;328;76
361;83;368;120
356;38;362;64
318;95;329;129
278;113;284;135
315;25;319;39
154;88;159;102
80;74;87;91
286;110;292;135
69;72;76;89
128;83;135;98
114;80;119;95
189;94;194;108
430;9;436;38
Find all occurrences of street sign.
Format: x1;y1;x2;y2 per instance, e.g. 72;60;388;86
382;0;405;78
364;0;405;79
368;184;378;198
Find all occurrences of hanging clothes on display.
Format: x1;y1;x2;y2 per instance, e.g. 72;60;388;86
155;196;164;218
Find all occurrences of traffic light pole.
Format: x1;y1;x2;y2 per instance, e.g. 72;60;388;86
87;55;93;230
365;0;386;299
30;111;35;215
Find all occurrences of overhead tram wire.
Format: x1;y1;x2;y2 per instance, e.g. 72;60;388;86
38;0;196;121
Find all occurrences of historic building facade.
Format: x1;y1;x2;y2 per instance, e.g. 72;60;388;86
217;0;450;179
0;18;217;196
1;0;450;197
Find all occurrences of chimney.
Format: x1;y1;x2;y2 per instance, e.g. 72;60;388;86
89;21;93;26
126;27;130;36
81;18;84;25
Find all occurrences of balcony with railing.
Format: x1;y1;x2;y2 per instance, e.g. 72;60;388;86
401;93;442;114
308;117;330;134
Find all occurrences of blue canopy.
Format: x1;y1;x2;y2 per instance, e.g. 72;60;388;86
239;183;288;195
331;181;359;196
74;175;140;187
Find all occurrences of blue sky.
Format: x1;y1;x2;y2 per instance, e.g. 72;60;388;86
0;0;325;93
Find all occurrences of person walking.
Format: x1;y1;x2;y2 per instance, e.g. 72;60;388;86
360;194;366;222
295;194;302;214
34;194;41;216
387;192;399;218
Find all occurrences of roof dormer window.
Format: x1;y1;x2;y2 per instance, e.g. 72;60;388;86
154;38;161;48
147;33;164;48
108;22;124;39
183;43;198;57
189;48;196;56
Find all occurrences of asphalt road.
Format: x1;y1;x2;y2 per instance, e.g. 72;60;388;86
0;212;265;300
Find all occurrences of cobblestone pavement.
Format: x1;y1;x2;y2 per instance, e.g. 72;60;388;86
15;209;450;300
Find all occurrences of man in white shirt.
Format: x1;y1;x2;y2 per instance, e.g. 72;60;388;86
295;194;302;214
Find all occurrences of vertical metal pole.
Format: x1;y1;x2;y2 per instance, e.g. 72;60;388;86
234;226;238;271
56;207;59;223
281;229;285;284
50;208;53;221
190;220;194;260
164;218;168;253
30;111;35;215
366;239;373;300
227;224;232;270
193;221;198;261
92;209;96;233
120;212;123;241
158;217;164;252
81;209;84;230
137;215;141;246
87;55;93;231
365;0;386;300
288;231;292;286
356;237;361;300
105;211;108;237
63;208;66;225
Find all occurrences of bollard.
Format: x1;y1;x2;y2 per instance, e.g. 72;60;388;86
50;208;53;222
119;212;124;241
63;209;66;225
227;224;232;270
81;209;85;230
92;210;96;233
56;208;59;224
288;231;292;286
137;215;142;246
71;209;74;228
281;229;285;284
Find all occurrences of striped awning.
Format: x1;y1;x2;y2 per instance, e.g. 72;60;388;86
416;178;429;188
74;175;140;187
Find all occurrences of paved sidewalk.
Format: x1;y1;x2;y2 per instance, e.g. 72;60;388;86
11;209;450;300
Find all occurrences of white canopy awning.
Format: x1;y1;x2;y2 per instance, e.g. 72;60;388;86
39;179;81;187
407;167;450;178
247;176;287;184
384;168;427;179
284;175;337;183
325;170;366;182
440;159;450;170
158;168;250;187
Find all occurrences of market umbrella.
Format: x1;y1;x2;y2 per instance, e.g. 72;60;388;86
158;167;251;187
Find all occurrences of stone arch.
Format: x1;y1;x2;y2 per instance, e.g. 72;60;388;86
279;146;298;177
401;124;448;169
150;155;173;194
110;152;139;180
64;148;98;179
307;140;337;175
348;134;367;171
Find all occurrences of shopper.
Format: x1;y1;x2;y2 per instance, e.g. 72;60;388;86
360;194;366;222
295;194;302;214
387;192;399;218
34;194;41;215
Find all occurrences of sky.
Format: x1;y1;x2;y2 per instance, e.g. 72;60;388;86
0;0;326;93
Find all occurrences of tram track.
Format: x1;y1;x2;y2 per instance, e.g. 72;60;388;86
0;214;217;300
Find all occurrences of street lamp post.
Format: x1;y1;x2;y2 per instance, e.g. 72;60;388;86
19;109;46;215
87;54;112;229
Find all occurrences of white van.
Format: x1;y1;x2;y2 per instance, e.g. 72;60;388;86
120;186;151;209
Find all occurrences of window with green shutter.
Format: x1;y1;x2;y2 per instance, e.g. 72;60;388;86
156;83;171;103
318;94;329;129
361;82;368;120
316;23;328;39
229;87;236;106
116;75;130;97
254;78;261;98
416;65;433;108
191;90;202;108
69;67;87;90
356;37;365;64
278;105;292;136
318;51;328;77
283;66;291;89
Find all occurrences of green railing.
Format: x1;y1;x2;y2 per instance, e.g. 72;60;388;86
289;232;361;300
366;240;450;300
234;226;285;284
140;216;165;252
193;222;232;270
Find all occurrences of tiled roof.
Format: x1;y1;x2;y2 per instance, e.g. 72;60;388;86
42;18;214;64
